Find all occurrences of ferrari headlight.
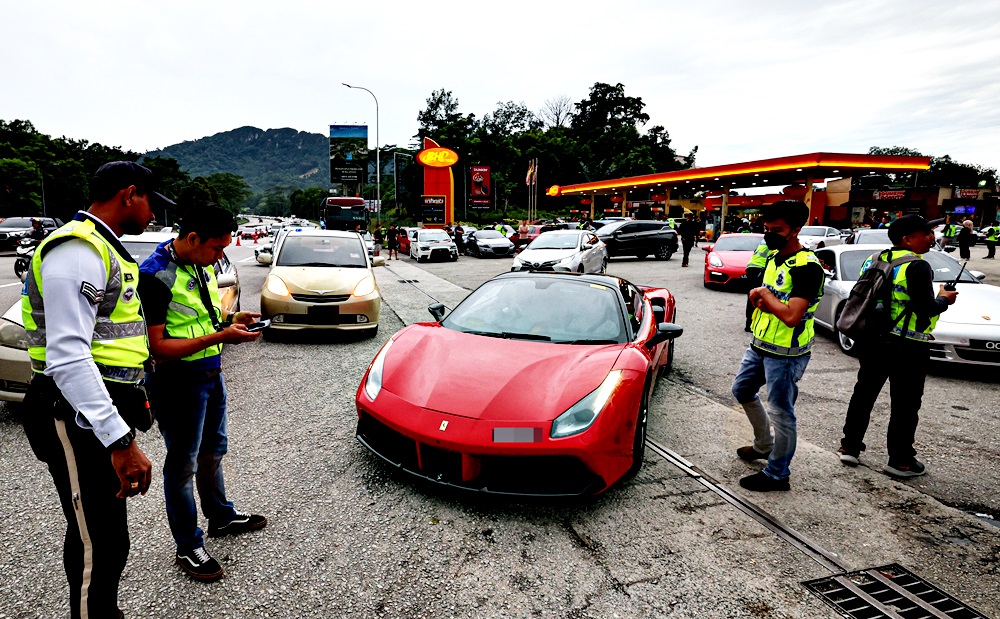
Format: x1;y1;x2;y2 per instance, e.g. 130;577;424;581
363;338;394;401
550;370;622;438
353;275;376;297
0;319;28;350
265;275;290;297
708;254;723;267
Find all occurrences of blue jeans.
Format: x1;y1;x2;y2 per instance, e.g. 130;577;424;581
148;370;236;552
731;347;811;481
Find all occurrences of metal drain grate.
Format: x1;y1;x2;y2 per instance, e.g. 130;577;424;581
802;563;988;618
397;279;420;283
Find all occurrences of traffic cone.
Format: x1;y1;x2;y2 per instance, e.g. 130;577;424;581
236;234;241;246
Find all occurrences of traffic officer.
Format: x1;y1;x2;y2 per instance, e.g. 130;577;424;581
939;217;957;249
21;161;170;619
138;202;265;582
984;220;998;259
743;238;771;331
730;200;824;492
839;215;957;476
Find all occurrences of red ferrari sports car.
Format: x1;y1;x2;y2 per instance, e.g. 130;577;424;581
703;232;765;288
355;271;682;496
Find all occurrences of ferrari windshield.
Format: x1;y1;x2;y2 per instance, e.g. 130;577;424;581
528;233;581;250
839;250;978;283
442;276;627;344
277;236;367;268
713;236;762;251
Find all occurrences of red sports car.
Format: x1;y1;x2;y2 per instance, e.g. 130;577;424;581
703;233;765;288
355;271;682;496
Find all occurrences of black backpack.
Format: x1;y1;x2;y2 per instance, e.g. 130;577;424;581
835;250;919;342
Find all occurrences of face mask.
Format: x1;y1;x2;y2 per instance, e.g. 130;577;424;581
763;231;789;250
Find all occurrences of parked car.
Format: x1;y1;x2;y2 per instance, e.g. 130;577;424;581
597;220;678;260
355;271;682;495
410;228;459;262
511;230;608;273
797;225;844;250
0;217;61;250
0;231;241;403
259;230;383;337
813;244;997;366
702;233;765;288
466;229;516;258
510;224;545;248
845;228;890;245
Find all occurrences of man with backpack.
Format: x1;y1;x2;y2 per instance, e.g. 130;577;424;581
731;200;824;492
838;215;957;477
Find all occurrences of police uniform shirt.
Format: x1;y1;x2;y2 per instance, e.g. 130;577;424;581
37;212;134;447
872;252;950;334
750;250;824;358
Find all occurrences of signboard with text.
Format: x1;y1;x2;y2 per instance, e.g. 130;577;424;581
469;165;492;209
330;124;368;184
421;195;446;223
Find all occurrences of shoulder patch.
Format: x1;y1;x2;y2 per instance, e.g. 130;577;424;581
80;281;105;305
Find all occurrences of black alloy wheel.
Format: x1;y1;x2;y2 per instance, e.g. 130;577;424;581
625;378;650;480
656;244;672;260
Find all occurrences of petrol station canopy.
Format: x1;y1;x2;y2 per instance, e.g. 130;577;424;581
545;152;931;198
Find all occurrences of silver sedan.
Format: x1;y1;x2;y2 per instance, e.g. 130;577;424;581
813;244;998;366
511;230;608;274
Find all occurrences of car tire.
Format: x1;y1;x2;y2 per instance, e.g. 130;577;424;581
834;303;858;356
656;244;672;260
363;325;379;339
577;264;585;273
450;254;458;262
817;242;825;249
625;378;650;480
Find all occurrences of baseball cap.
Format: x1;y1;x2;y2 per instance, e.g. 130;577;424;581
90;161;176;207
888;214;934;244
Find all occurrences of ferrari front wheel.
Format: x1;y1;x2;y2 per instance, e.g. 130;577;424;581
625;380;650;480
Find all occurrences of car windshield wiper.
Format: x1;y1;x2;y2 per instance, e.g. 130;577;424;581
460;330;551;341
557;339;620;345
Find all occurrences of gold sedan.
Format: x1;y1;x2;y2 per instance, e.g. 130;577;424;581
259;230;383;337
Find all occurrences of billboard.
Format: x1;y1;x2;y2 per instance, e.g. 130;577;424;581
421;195;446;223
469;165;491;209
330;124;369;184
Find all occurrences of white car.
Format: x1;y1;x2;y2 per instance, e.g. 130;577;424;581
511;230;608;274
410;228;459;262
798;225;844;250
813;244;997;366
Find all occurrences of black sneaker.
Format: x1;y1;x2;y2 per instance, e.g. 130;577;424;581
838;448;860;466
175;546;224;582
739;471;790;492
883;459;926;478
208;511;268;538
736;445;771;461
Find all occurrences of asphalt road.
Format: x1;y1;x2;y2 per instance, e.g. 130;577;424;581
0;239;997;618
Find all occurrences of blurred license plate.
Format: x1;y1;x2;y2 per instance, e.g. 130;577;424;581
493;428;542;443
308;306;339;323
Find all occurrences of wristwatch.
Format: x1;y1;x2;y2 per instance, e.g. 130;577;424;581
107;429;135;452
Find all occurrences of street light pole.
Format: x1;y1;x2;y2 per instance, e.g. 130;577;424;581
343;83;380;225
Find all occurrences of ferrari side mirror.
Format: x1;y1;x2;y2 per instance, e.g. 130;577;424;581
645;322;683;349
428;302;446;321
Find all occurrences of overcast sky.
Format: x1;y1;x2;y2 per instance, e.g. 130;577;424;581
3;0;999;176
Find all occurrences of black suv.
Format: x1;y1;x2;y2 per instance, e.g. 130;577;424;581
597;220;678;260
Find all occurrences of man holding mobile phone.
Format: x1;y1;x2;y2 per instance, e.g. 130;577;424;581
138;202;267;582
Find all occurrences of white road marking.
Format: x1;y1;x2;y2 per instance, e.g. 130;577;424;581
238;256;256;263
0;282;24;288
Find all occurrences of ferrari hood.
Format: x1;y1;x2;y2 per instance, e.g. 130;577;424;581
938;284;1000;326
382;324;623;421
714;250;753;268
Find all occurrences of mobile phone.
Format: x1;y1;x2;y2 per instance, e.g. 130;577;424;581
245;319;271;332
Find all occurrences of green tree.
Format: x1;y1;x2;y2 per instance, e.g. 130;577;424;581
205;172;253;214
867;146;997;189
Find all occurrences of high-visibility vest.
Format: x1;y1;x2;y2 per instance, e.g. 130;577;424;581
943;224;957;238
860;249;938;342
149;245;223;362
22;218;148;379
750;250;824;356
987;226;999;242
746;240;771;270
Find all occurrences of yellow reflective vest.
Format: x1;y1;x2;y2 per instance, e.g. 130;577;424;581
149;247;223;362
750;249;824;356
22;218;148;378
860;249;938;342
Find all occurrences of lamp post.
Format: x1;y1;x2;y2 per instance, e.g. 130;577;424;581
343;83;380;225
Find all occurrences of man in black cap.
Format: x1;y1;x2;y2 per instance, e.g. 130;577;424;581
838;214;957;478
21;161;172;619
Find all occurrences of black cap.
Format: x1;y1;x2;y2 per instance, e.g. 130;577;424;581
888;214;934;244
90;161;176;208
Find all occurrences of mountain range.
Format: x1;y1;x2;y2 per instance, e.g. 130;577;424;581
144;126;330;193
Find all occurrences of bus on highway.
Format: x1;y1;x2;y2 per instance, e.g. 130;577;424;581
322;196;368;231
